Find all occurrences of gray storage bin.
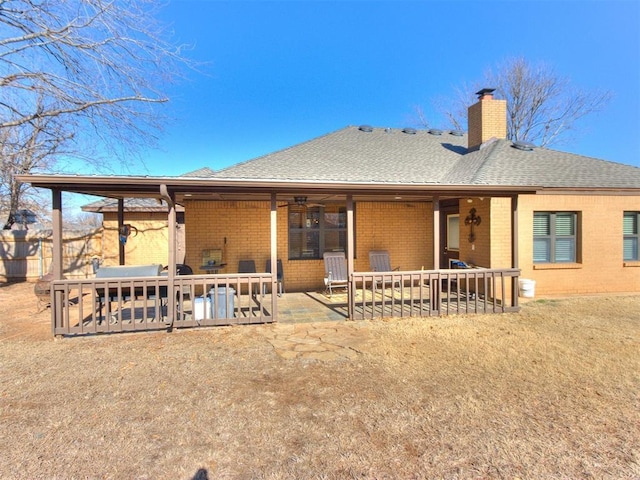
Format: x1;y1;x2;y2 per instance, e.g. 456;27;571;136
210;287;235;318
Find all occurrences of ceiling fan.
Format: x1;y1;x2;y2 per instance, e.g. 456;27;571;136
278;196;325;209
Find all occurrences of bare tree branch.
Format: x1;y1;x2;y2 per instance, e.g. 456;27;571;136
0;0;195;227
416;57;612;148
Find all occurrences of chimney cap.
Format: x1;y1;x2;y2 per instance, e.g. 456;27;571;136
475;88;496;99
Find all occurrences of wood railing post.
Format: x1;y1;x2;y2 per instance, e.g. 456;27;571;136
347;195;355;320
270;194;278;322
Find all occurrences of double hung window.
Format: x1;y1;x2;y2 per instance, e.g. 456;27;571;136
624;212;639;261
533;212;578;263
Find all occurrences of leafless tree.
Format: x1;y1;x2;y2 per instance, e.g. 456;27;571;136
417;57;612;147
0;0;192;227
0;93;70;228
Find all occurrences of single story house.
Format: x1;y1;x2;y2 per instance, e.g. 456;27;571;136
19;89;640;335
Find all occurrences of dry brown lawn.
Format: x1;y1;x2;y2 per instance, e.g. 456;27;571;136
1;281;639;479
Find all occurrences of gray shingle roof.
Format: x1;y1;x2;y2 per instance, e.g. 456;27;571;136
180;167;216;177
210;125;640;189
82;198;184;213
448;138;640;188
212;126;467;184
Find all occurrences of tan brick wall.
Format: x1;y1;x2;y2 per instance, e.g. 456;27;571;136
489;197;513;269
452;194;640;297
184;200;433;291
102;212;169;267
105;194;640;297
467;97;507;150
458;198;493;267
356;202;432;273
515;194;640;295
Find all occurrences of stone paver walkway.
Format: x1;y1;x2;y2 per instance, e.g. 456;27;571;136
256;321;372;361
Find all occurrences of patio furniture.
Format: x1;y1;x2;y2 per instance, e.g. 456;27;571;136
238;259;257;274
238;259;258;294
323;251;348;297
176;263;194;275
175;263;194;299
265;259;285;296
200;249;226;273
94;264;165;322
369;250;400;272
172;263;194;320
369;250;401;289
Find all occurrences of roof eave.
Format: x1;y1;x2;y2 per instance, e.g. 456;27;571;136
18;174;541;197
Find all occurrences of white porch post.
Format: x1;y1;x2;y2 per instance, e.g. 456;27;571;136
270;193;278;322
432;196;440;269
347;194;355;319
431;196;441;312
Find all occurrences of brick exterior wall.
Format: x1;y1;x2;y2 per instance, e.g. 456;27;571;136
458;198;493;268
467;96;507;150
184;200;433;292
102;212;169;267
444;194;640;297
516;194;640;296
99;194;640;297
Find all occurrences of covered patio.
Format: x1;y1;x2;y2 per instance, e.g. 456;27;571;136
20;174;532;337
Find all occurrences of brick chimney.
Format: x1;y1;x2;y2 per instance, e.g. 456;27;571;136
467;88;507;151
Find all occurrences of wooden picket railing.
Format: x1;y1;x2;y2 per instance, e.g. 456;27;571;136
49;273;274;336
48;268;520;337
349;268;521;320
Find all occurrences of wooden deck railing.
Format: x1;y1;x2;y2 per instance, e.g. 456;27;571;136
50;273;274;336
49;268;521;336
349;268;521;320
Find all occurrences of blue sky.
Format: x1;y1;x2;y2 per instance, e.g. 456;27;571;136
135;0;640;174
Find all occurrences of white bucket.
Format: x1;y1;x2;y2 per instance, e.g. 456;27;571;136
519;279;536;298
193;296;211;320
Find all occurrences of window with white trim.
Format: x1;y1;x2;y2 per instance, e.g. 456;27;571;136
533;212;578;263
624;212;639;261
